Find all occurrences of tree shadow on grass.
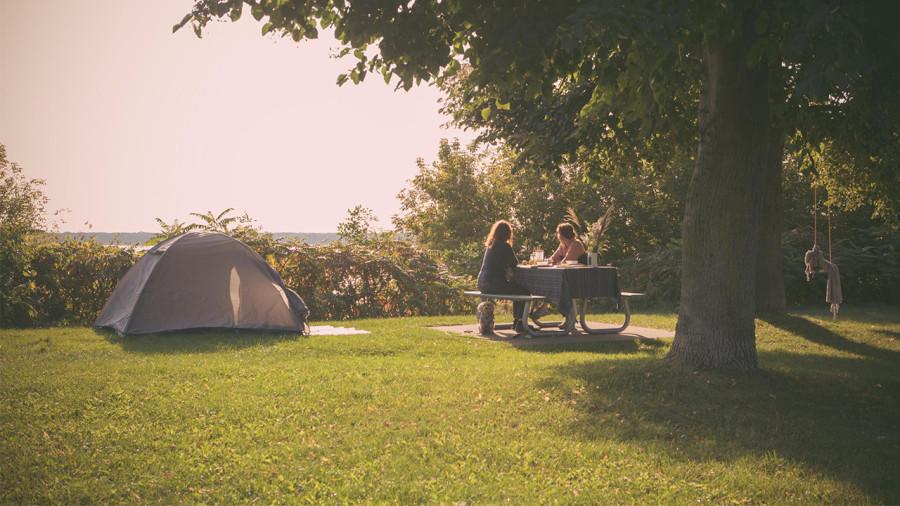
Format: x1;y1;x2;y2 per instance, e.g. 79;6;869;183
875;329;900;340
95;327;308;355
758;312;900;361
537;348;900;502
516;337;669;356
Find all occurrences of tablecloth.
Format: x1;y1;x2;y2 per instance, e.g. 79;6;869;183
514;266;621;317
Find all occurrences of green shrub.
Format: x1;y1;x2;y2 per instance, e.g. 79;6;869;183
617;239;682;307
268;235;474;320
27;236;140;326
0;233;140;327
0;224;39;326
1;231;475;329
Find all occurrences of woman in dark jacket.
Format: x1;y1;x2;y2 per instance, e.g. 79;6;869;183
477;220;534;335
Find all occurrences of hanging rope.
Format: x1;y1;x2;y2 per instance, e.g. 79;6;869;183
804;181;842;319
813;184;818;246
828;205;832;262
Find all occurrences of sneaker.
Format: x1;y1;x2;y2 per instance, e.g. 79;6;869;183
513;321;539;336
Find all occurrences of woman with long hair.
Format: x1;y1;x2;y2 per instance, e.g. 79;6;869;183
477;220;534;336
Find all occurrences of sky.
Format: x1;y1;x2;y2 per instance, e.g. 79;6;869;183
1;0;475;233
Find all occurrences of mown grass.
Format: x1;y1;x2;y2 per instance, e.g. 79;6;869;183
2;306;898;504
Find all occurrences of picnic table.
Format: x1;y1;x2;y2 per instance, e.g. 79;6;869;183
513;265;641;337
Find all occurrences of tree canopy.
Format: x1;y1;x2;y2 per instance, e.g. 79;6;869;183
393;139;688;276
1;145;50;232
176;1;897;223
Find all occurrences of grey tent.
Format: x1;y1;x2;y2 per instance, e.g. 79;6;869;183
94;231;309;335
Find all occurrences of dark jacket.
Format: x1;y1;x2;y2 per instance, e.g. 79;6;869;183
477;242;519;288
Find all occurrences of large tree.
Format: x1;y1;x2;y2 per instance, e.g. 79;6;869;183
178;0;898;372
393;139;508;259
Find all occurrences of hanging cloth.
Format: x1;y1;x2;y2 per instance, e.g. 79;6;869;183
804;244;842;318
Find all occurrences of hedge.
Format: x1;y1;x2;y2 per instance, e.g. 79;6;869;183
0;231;474;329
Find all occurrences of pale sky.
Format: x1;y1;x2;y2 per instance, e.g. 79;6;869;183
1;0;475;233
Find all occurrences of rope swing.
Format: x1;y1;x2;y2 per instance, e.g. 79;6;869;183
804;183;842;319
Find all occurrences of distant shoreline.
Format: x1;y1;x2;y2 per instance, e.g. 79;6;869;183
53;232;339;245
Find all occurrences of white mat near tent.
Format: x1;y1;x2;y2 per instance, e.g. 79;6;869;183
308;325;371;336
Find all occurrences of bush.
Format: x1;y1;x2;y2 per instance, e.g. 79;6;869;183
0;233;140;328
28;236;140;325
267;235;474;320
617;239;682;308
1;231;475;329
0;224;39;326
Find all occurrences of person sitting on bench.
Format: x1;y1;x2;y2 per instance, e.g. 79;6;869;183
476;220;535;336
549;222;587;266
530;222;587;328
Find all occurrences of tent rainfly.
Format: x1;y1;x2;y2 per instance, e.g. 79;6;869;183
94;231;309;335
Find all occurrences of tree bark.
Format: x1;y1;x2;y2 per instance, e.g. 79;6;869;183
667;8;770;372
755;123;787;313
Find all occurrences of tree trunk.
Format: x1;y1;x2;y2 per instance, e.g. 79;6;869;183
666;8;770;373
755;123;787;313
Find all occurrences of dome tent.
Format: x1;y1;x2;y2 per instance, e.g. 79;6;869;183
94;231;309;335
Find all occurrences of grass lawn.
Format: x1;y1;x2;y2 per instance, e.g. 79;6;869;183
2;306;898;503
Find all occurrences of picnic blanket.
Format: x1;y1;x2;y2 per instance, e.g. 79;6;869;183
308;325;371;336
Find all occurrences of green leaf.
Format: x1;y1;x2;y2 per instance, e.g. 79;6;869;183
481;107;491;121
229;5;242;22
261;22;274;36
251;4;264;21
754;12;769;36
746;40;766;67
495;100;510;111
173;13;193;34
